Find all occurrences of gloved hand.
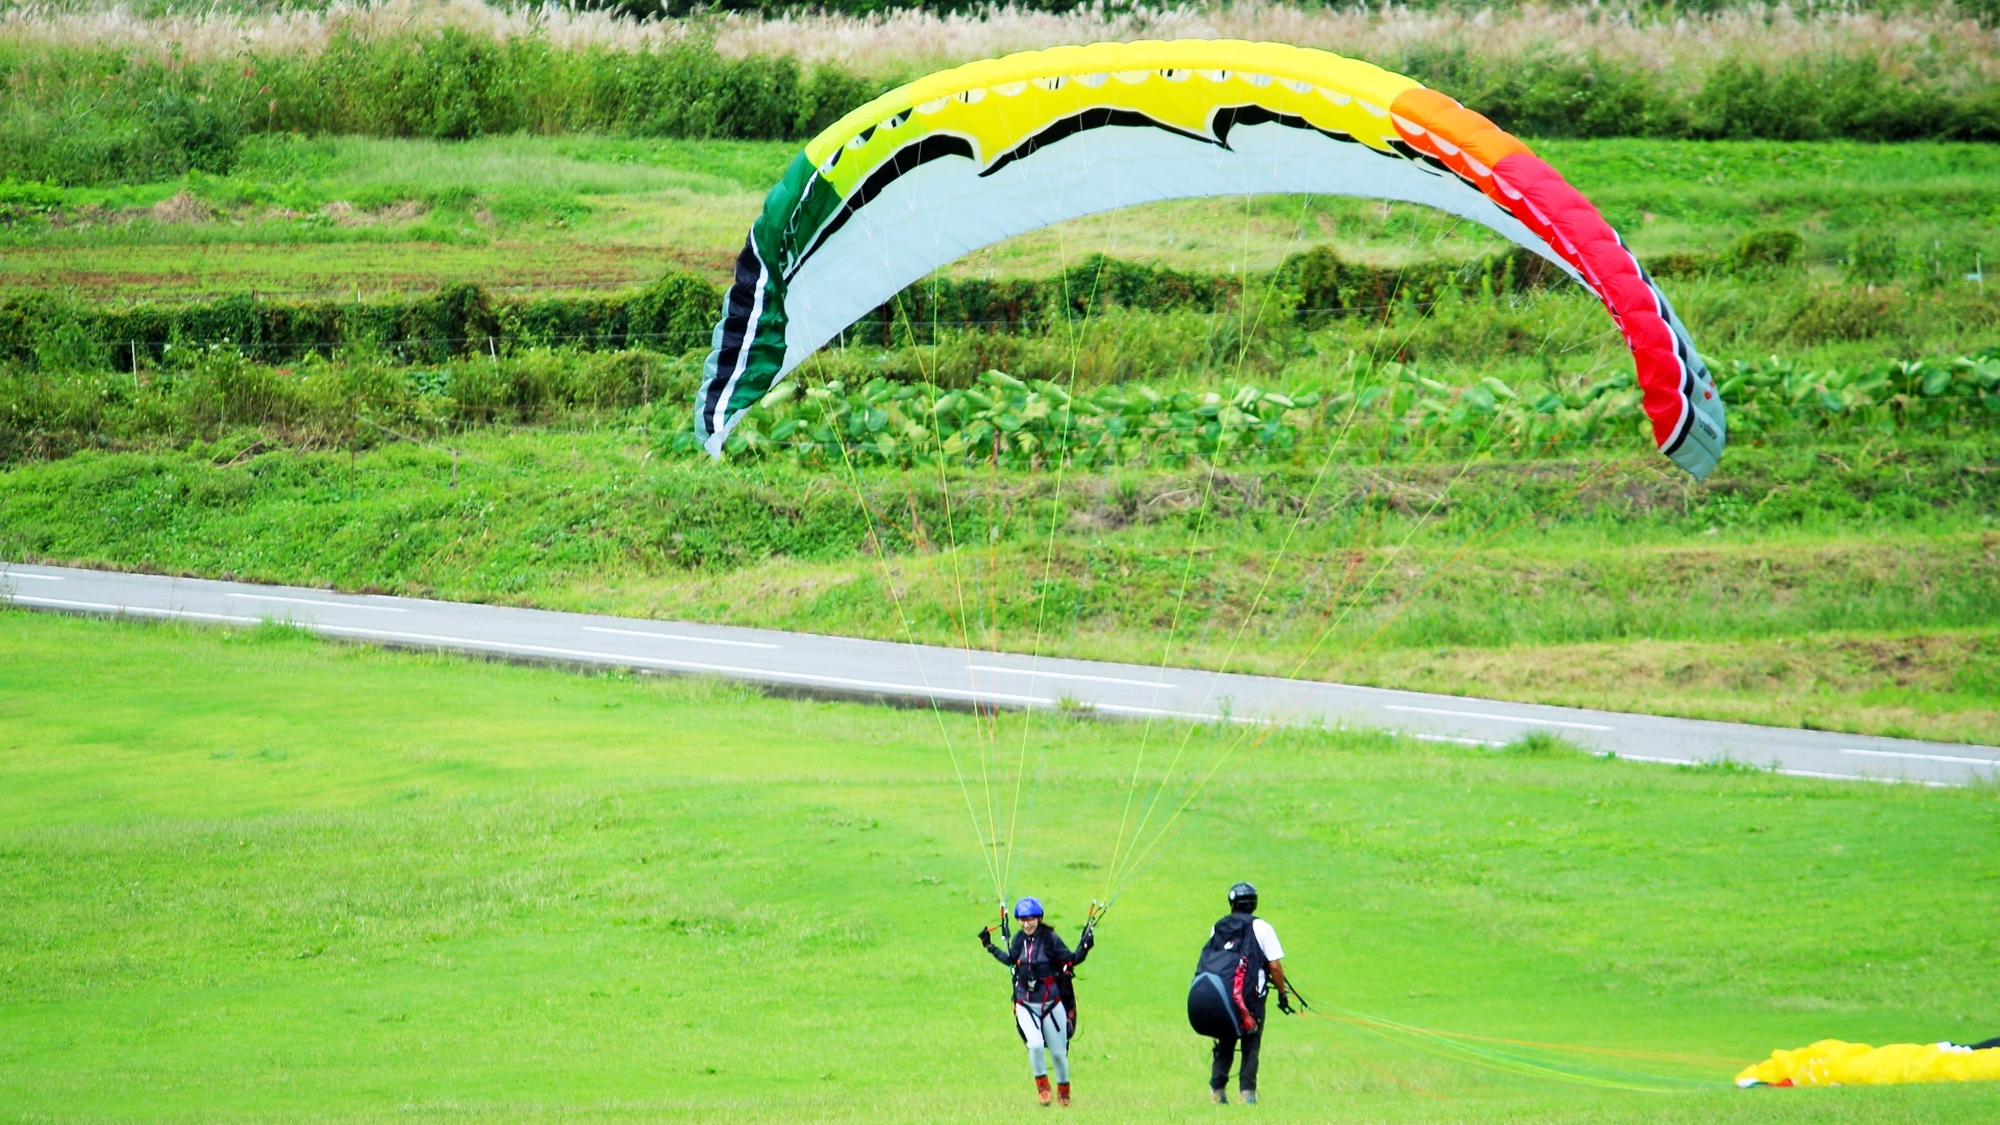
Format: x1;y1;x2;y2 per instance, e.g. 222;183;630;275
1276;990;1295;1015
980;926;996;947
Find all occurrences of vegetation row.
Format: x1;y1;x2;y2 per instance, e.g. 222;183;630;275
6;324;1993;468
681;351;2000;469
0;274;722;371
4;28;1998;187
0;236;1813;370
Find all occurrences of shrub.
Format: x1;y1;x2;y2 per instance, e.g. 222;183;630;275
1846;228;1901;286
1730;230;1805;272
1643;230;1805;280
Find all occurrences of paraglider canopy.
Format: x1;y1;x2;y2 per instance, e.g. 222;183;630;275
695;38;1725;478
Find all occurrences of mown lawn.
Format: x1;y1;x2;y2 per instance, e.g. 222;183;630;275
1;609;1997;1122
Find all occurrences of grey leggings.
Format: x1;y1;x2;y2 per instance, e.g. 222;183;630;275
1015;1002;1070;1083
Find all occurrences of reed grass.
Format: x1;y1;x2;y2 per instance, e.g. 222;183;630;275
3;2;1996;189
5;1;1993;82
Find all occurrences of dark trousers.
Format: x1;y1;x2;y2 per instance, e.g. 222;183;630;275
1210;1032;1261;1091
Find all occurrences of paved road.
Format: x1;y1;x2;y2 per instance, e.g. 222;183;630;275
6;561;1995;785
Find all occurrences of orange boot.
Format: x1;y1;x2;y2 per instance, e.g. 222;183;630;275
1057;1082;1072;1106
1036;1076;1053;1106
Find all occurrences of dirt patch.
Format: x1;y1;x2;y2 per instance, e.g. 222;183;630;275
315;200;431;227
149;190;213;225
377;200;429;223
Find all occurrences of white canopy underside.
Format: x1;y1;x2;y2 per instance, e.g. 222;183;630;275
780;122;1576;378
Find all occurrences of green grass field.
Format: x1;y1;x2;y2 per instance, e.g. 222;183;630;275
2;608;1998;1122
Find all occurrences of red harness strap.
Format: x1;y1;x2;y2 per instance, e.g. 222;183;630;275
1230;957;1259;1034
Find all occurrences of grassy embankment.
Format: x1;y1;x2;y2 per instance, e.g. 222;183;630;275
2;609;1998;1122
4;431;1994;745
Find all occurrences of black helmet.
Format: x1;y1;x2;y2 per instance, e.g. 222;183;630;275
1228;881;1258;912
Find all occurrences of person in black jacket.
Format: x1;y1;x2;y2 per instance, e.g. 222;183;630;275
1201;882;1290;1105
981;896;1095;1106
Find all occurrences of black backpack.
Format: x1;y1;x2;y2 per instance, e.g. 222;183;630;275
1187;913;1268;1039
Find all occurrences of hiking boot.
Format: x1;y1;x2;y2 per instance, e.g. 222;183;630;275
1036;1076;1053;1106
1057;1082;1071;1107
1211;1087;1228;1104
1241;1089;1258;1105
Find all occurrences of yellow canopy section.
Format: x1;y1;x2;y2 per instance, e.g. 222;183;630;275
1736;1039;2000;1087
802;39;1423;185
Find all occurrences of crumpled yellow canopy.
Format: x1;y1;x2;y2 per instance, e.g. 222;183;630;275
1737;1039;2000;1087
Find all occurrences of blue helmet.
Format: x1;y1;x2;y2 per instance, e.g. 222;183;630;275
1013;897;1045;919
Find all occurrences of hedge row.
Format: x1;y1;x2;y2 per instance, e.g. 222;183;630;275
855;232;1800;350
1;273;720;371
0;345;686;463
844;248;1574;347
3;28;1996;186
0;236;1821;373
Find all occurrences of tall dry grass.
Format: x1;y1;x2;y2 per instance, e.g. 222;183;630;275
0;0;661;56
725;2;2000;86
4;1;1995;87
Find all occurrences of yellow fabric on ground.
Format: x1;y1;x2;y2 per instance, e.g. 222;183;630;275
1736;1039;2000;1086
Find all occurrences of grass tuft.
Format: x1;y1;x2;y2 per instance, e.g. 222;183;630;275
1680;756;1773;776
1500;730;1589;758
245;617;318;645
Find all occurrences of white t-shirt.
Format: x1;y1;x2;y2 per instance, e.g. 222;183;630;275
1249;918;1284;963
1209;917;1285;993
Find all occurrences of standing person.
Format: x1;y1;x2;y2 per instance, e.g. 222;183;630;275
981;897;1095;1106
1188;881;1293;1105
